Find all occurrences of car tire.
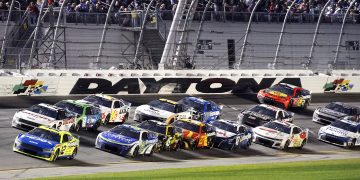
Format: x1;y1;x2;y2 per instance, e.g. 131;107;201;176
104;115;110;125
303;101;309;109
298;139;306;149
121;113;129;124
69;148;77;160
92;121;101;131
131;146;139;158
283;140;290;150
52;149;60;162
146;147;154;156
75;121;82;132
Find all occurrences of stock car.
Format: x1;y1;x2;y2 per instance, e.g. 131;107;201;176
318;117;360;148
208;119;252;150
137;120;182;151
12;103;76;131
95;124;158;157
81;94;131;124
252;120;309;150
257;83;311;109
55;100;102;131
134;99;192;123
13;126;79;161
238;104;294;127
177;96;222;123
171;119;216;150
313;102;360;125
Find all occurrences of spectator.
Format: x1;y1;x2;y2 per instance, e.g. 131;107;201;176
27;1;38;25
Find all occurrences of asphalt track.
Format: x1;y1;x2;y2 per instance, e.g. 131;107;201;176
0;94;360;179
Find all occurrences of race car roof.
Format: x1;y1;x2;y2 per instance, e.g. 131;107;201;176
340;119;360;127
121;124;143;132
331;102;360;110
273;120;297;128
178;119;204;126
38;103;63;111
147;120;167;127
63;100;93;108
258;104;283;111
159;98;177;105
217;119;240;127
184;96;207;104
94;94;119;101
278;83;299;89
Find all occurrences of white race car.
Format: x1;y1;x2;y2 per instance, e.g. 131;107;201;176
252;120;308;150
318;118;360;148
133;99;192;123
81;94;131;124
12;103;76;131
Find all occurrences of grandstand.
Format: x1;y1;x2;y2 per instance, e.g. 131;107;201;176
0;0;359;71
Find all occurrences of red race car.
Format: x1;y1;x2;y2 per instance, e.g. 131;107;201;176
257;83;311;109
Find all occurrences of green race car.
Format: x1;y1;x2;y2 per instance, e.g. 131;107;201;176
55;100;102;131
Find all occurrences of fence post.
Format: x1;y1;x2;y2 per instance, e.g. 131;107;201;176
0;0;16;68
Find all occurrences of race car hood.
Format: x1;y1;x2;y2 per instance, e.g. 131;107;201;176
18;134;58;149
16;110;57;124
318;108;348;118
321;126;356;138
242;111;274;121
137;105;174;119
254;126;288;140
100;131;138;145
264;89;289;98
214;128;237;138
175;128;200;140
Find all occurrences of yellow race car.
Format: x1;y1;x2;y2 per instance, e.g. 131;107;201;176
13;126;80;161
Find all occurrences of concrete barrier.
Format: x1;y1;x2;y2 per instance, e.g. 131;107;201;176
0;70;358;96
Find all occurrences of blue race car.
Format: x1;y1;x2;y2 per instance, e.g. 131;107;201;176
177;97;222;123
13;126;80;161
95;124;158;157
208;119;252;150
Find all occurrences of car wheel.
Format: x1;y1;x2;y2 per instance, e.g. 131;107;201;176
92;121;101;131
298;139;306;149
52;149;60;162
303;101;309;109
121;113;129;124
131;146;139;158
283;140;290;150
146;147;154;156
348;139;356;149
104;115;110;125
75;121;82;132
69;148;77;160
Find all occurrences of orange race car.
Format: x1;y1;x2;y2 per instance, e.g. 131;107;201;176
171;119;216;150
257;83;311;109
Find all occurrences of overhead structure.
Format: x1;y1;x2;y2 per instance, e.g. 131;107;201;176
159;0;198;69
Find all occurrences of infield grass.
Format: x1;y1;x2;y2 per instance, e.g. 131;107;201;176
35;158;360;180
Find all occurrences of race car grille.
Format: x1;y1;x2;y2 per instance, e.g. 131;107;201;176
257;137;274;147
18;118;41;128
324;134;345;145
317;114;336;124
20;143;43;153
103;144;118;152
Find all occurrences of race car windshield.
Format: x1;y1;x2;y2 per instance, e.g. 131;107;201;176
110;126;140;139
249;106;277;119
55;101;83;115
28;128;60;142
325;103;352;115
28;105;59;119
331;121;358;133
268;84;293;96
83;95;112;108
172;120;200;133
138;121;166;135
148;100;176;112
263;122;291;134
210;121;237;134
179;98;203;111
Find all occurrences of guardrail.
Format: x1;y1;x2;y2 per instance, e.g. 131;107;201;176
0;69;358;96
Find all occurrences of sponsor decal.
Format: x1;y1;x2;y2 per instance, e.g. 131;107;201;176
70;78;301;94
13;79;48;95
323;79;354;92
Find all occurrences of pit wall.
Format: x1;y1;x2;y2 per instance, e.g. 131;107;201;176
0;70;359;96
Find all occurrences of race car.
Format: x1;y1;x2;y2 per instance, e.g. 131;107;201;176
81;94;131;124
137;120;181;151
95;124;158;157
208;119;252;150
177;96;222;123
318;117;360;148
13;126;79;161
252;120;308;150
133;99;192;123
257;83;311;109
12;103;76;131
171;119;216;150
238;104;294;127
55;100;102;131
313;102;360;125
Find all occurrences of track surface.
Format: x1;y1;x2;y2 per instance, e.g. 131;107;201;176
0;95;359;179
